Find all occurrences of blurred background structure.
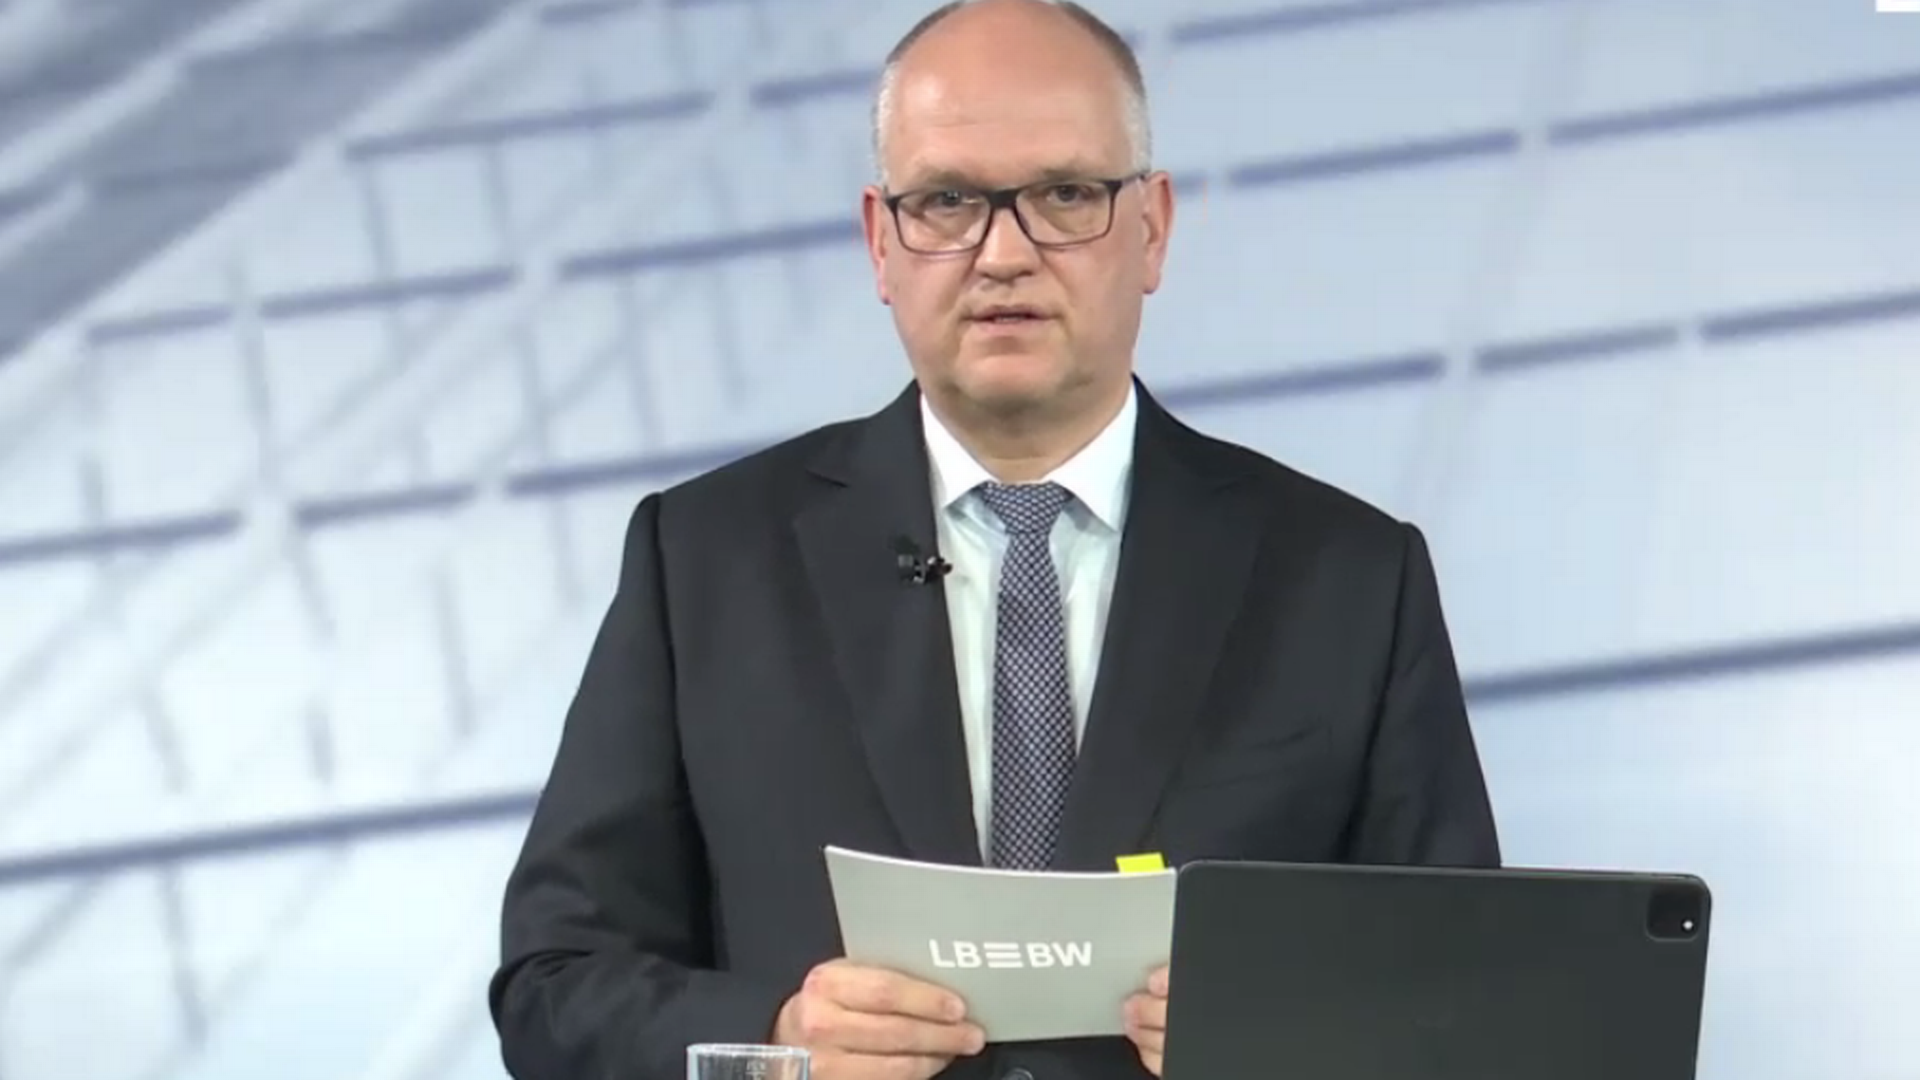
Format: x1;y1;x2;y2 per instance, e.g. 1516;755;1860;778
1;0;1917;1078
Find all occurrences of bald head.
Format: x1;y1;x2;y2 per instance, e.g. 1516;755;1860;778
871;0;1152;188
856;0;1176;472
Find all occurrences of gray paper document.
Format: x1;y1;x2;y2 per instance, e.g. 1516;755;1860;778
823;846;1177;1043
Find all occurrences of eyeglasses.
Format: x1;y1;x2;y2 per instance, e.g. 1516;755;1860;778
883;173;1146;254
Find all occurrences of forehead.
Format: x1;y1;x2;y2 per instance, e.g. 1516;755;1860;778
882;68;1132;189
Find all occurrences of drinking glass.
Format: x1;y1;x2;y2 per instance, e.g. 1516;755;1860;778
686;1043;810;1080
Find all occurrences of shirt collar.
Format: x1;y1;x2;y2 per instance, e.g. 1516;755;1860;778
921;383;1137;532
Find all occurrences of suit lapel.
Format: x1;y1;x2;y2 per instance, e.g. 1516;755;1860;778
793;385;982;866
1052;388;1265;870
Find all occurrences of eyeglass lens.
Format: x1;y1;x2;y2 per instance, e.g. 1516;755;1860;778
893;180;1116;252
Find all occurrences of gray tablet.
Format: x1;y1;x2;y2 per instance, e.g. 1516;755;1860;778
1162;859;1713;1080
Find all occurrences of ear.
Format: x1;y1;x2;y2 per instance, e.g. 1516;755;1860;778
1138;171;1176;296
861;185;893;305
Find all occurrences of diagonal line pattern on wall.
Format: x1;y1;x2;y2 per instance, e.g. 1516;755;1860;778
5;614;1920;887
3;284;1915;570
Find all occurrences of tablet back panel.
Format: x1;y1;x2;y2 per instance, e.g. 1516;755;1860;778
1162;860;1712;1080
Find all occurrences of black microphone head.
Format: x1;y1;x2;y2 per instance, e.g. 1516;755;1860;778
891;536;948;584
892;535;923;582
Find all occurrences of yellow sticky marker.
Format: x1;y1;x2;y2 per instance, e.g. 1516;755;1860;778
1115;853;1166;873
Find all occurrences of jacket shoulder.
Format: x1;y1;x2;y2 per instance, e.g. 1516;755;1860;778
645;417;857;526
1178;418;1416;549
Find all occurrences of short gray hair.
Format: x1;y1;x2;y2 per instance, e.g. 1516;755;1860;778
871;0;1153;188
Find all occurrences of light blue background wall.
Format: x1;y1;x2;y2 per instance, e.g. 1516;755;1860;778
1;0;1917;1078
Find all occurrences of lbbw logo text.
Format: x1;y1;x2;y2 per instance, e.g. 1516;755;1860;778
928;940;1095;969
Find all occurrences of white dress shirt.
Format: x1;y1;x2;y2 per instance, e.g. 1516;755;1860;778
920;386;1138;858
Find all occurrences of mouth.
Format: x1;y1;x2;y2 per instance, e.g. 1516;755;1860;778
968;307;1050;326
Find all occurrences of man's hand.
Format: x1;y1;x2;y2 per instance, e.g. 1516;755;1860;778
772;959;986;1080
1122;965;1170;1077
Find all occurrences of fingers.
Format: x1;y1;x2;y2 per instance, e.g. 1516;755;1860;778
821;1006;986;1057
1124;1016;1165;1052
777;960;987;1069
1125;971;1172;1079
1124;992;1167;1078
813;961;967;1023
1124;981;1168;1078
783;993;983;1058
1124;992;1166;1040
807;1050;954;1080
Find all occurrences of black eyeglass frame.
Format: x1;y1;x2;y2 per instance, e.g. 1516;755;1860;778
881;172;1150;254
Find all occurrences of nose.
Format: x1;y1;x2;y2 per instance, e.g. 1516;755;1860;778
973;203;1040;278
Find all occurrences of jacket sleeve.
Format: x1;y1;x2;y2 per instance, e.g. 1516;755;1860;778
489;493;792;1080
1342;522;1502;868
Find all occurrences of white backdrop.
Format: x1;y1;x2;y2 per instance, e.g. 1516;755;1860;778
0;1;1917;1078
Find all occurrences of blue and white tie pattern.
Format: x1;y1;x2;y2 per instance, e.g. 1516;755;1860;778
976;481;1077;871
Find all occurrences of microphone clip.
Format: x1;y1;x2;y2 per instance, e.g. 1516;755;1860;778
892;537;953;586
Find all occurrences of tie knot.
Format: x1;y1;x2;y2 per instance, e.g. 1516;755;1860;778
976;481;1072;535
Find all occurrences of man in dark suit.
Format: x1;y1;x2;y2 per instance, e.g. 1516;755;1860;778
489;1;1499;1078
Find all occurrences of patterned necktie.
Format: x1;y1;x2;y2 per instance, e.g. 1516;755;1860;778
975;480;1077;871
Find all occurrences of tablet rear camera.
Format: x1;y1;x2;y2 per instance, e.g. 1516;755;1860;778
1645;883;1706;941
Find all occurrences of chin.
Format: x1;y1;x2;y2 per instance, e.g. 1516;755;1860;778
953;356;1073;411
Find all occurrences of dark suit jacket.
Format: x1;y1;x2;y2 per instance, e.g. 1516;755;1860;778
489;379;1499;1080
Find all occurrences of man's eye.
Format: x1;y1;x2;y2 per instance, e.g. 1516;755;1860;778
908;190;979;216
